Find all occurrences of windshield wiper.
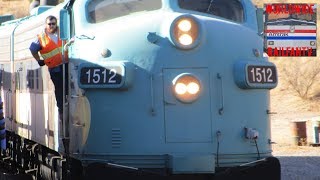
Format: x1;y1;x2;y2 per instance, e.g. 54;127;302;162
207;0;214;12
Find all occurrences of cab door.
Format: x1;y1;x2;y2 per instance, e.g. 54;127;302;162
163;68;212;143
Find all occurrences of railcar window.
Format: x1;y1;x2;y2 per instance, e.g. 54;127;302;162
178;0;244;23
87;0;162;23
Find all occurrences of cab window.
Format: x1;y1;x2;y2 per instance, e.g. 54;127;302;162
87;0;162;23
178;0;244;23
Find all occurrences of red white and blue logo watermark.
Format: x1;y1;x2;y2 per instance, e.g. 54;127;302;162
264;4;317;56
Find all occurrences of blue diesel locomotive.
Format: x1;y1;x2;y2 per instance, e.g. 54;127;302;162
0;0;280;179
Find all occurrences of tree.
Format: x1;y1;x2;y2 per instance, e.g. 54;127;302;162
282;60;320;99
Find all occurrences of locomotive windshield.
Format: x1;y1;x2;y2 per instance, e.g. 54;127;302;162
178;0;244;23
87;0;162;23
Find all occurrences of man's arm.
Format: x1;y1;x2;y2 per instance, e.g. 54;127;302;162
29;39;45;66
30;51;41;61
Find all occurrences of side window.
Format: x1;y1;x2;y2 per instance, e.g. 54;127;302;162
87;0;162;23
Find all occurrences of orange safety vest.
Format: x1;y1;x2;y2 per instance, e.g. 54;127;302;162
37;31;68;68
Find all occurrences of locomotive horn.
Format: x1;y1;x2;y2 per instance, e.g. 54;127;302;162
29;0;59;14
29;0;40;13
40;0;59;6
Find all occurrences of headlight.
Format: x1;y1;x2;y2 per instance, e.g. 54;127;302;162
170;15;201;49
268;41;274;45
172;73;201;103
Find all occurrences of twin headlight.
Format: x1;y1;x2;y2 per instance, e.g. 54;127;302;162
168;15;202;102
170;15;201;49
172;74;201;103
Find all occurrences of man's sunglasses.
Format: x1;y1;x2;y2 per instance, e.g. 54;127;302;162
47;23;56;26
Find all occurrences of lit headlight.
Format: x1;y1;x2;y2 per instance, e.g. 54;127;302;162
170;15;201;49
172;73;201;103
268;41;274;45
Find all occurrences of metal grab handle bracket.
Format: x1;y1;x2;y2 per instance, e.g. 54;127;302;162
150;74;155;115
217;73;224;115
5;90;13;121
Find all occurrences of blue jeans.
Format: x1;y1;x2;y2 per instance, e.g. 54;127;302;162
49;64;68;115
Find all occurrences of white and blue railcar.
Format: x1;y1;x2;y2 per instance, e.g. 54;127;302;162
0;0;280;179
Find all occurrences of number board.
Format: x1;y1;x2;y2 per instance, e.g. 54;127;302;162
79;64;124;88
233;61;278;89
247;65;277;84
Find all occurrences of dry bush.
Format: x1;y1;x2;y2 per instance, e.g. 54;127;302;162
0;0;65;19
282;60;320;99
